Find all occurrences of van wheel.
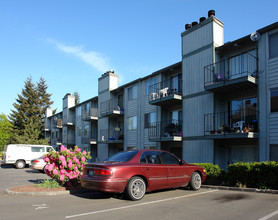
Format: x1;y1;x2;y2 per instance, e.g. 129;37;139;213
15;160;25;169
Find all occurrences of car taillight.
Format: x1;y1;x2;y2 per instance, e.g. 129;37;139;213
91;168;112;176
34;160;40;163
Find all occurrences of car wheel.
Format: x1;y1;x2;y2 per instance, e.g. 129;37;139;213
189;172;202;190
15;160;26;169
125;176;146;201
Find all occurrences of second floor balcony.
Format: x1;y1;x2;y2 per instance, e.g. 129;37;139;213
100;127;124;143
100;98;124;117
148;78;182;106
204;109;258;138
148;120;182;142
204;52;258;95
82;128;98;145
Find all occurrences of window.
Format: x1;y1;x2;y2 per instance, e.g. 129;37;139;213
128;85;138;100
145;77;156;95
84;125;90;136
77;106;81;116
144;112;157;128
171;110;182;123
140;151;161;164
170;74;182;94
105;151;138;162
77;127;82;136
128;116;137;130
159;152;180;165
46;147;53;152
31;147;44;152
269;32;278;59
271;88;278;112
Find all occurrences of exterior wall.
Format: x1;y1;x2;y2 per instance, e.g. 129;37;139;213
181;16;224;163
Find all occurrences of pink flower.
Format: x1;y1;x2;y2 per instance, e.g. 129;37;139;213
81;156;86;162
82;150;87;155
60;145;67;151
68;162;72;169
74;165;78;171
59;174;65;181
53;169;58;175
44;157;50;163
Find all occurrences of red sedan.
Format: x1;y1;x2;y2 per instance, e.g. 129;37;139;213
81;150;206;200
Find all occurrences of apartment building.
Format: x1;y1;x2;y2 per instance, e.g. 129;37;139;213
43;10;278;168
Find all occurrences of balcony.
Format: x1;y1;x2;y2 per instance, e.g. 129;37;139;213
204;109;258;139
82;129;98;145
53;138;62;145
204;53;258;95
148;78;182;106
100;127;124;143
100;98;124;117
82;108;98;121
53;119;63;128
148;120;182;142
63;115;75;126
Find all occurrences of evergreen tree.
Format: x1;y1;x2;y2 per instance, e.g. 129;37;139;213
37;77;55;118
73;91;80;105
9;76;54;144
9;77;40;136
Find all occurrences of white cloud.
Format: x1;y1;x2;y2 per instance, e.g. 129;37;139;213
48;39;110;73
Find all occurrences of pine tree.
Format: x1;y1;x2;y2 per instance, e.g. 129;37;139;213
37;77;55;119
9;77;40;136
9;76;54;144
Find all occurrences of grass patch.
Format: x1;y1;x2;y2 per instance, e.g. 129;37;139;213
35;179;62;189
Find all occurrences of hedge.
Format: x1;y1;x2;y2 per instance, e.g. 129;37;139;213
193;163;224;185
226;161;278;189
193;161;278;190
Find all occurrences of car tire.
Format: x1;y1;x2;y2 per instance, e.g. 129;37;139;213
15;160;26;169
125;176;146;201
189;172;202;190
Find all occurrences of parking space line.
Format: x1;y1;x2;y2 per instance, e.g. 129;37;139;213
65;189;218;219
258;210;278;220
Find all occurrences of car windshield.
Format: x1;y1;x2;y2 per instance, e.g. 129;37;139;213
104;151;138;162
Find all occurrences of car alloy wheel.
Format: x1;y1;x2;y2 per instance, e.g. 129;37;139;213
190;172;201;190
126;176;146;201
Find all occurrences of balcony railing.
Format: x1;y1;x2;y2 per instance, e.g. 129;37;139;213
53;119;63;128
82;108;98;120
204;109;258;136
204;52;258;88
82;129;98;145
100;98;124;117
148;120;182;141
63;115;75;126
148;78;182;106
100;127;124;143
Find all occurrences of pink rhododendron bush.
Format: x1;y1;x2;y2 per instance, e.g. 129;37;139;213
43;145;91;186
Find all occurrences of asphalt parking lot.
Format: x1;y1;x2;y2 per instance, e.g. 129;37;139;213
1;163;278;220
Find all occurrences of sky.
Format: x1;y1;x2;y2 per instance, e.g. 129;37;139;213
1;0;278;115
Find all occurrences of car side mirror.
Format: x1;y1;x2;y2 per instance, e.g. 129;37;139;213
179;160;185;165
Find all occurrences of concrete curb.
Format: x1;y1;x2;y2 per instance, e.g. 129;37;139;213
4;187;89;196
202;185;278;194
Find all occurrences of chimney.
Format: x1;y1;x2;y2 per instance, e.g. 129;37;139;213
185;23;191;30
208;10;215;18
199;17;206;23
191;21;198;27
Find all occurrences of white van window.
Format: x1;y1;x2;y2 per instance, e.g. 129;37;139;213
31;147;44;152
46;147;53;152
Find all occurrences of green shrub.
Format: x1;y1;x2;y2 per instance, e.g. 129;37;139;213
35;179;62;189
193;163;224;185
226;161;278;189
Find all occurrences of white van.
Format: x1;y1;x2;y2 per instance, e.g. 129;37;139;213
3;144;55;169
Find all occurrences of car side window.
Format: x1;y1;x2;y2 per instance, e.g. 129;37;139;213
160;152;180;165
46;147;53;152
140;151;161;164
